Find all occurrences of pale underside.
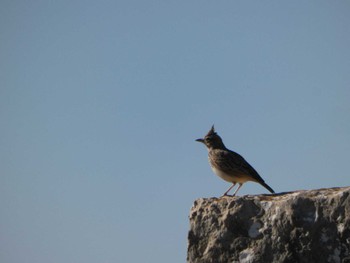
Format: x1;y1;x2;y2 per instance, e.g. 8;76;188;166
211;166;258;184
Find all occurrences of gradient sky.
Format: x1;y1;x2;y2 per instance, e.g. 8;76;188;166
1;1;350;262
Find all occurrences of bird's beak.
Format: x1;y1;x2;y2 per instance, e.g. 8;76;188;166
196;138;205;143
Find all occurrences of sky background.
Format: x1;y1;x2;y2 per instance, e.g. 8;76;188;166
1;1;350;262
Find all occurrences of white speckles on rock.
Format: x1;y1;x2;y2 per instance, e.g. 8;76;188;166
187;186;350;263
260;200;272;211
337;223;345;233
248;221;262;238
270;206;281;222
315;207;320;222
239;248;255;263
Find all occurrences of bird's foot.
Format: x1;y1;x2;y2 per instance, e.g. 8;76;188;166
220;193;235;198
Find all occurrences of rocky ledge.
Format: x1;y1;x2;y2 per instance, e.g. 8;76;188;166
187;186;350;263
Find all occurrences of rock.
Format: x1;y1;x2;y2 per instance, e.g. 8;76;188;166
187;187;350;263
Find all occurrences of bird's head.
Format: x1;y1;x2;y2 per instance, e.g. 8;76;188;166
196;125;226;149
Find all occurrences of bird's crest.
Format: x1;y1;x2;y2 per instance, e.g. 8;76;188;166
206;125;217;137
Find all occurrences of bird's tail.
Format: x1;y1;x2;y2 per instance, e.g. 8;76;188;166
260;182;275;194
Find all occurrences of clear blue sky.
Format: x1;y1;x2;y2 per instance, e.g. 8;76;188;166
1;1;349;262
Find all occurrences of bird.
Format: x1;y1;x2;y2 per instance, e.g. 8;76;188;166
196;125;275;196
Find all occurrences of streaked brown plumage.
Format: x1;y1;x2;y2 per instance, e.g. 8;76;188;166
196;125;275;196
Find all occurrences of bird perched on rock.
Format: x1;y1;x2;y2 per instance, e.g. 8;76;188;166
196;125;275;196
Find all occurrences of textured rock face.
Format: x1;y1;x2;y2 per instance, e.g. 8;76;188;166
187;187;350;263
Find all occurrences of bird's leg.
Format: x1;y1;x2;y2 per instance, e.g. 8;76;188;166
232;183;243;196
222;182;236;197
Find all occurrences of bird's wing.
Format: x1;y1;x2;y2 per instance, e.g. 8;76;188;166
216;150;266;184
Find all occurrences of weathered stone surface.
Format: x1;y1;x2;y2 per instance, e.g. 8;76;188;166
187;187;350;263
